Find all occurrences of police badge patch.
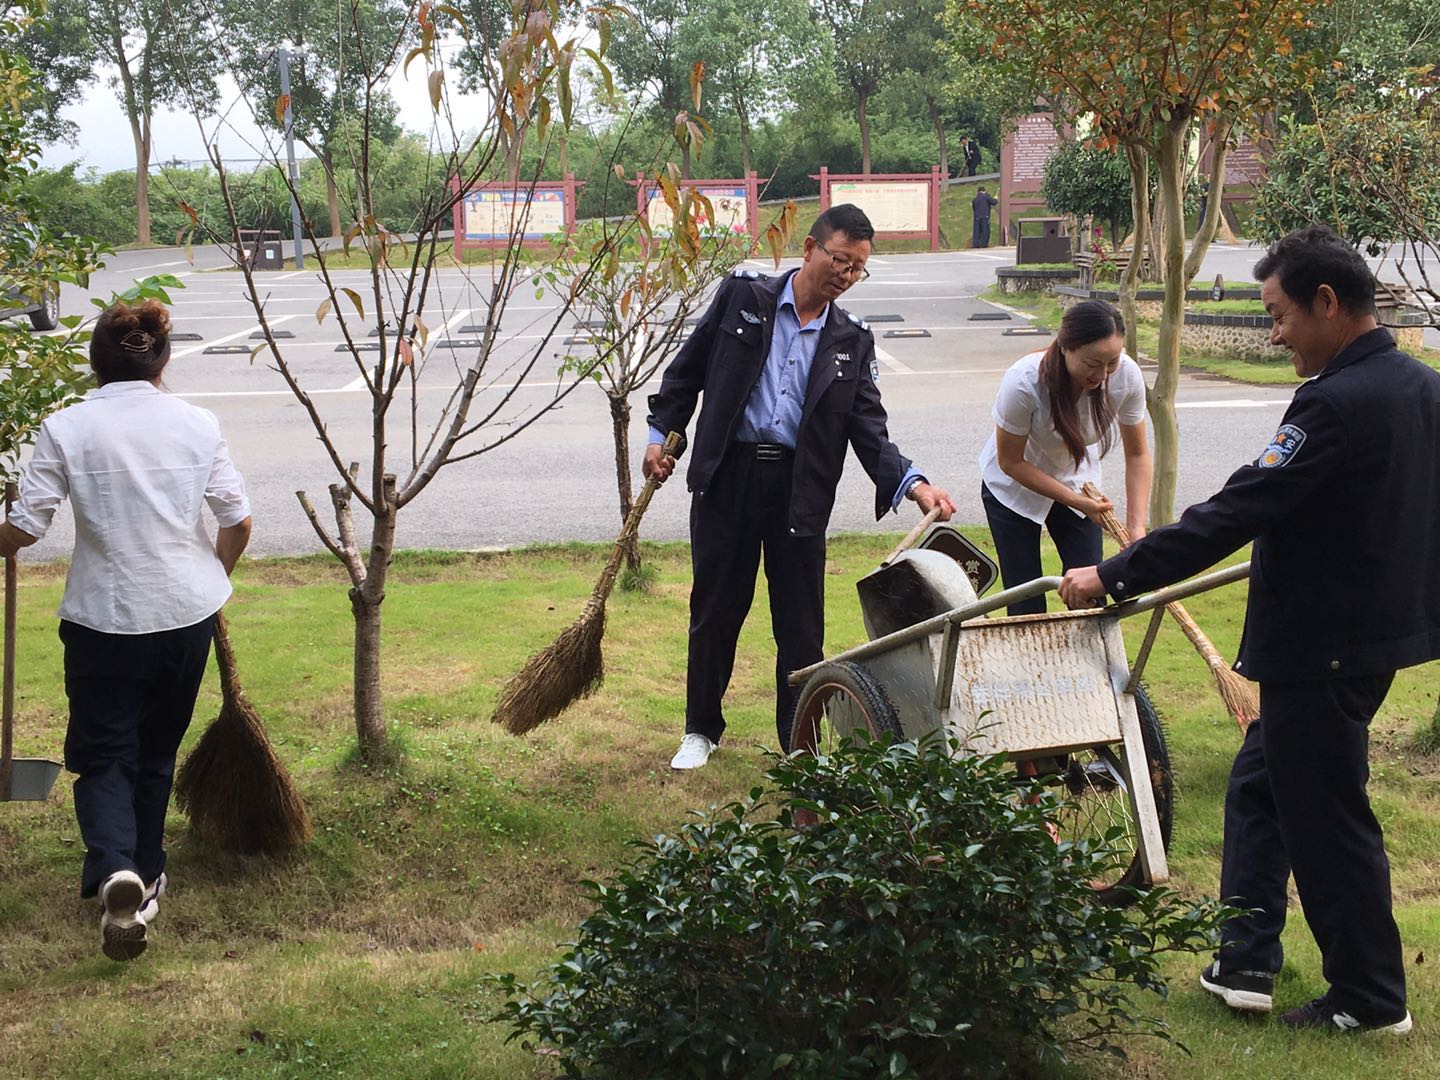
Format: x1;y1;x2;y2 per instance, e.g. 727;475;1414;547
1258;423;1306;468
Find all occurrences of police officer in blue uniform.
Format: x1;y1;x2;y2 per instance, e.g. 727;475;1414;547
1061;225;1440;1035
644;204;956;770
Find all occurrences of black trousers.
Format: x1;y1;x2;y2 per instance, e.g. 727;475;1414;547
972;217;992;248
61;616;215;898
981;483;1101;615
686;445;825;751
1218;673;1406;1020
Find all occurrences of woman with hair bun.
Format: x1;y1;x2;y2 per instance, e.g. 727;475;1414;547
977;299;1152;615
0;300;252;961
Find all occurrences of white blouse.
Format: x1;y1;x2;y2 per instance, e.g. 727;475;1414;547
978;350;1147;524
8;381;251;634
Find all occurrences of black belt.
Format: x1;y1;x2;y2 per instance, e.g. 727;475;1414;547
735;441;793;461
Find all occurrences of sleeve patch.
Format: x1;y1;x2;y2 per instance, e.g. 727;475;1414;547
1257;423;1306;468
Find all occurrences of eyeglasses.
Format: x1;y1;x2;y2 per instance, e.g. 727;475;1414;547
815;240;871;281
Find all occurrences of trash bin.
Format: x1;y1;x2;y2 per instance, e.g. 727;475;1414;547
238;228;285;270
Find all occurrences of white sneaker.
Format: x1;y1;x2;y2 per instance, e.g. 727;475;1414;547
670;733;716;770
99;870;148;961
139;873;167;924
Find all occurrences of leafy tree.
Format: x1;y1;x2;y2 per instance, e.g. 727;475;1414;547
14;0;95;144
84;0;220;245
814;0;899;175
1040;140;1139;247
875;0;956;184
224;0;408;239
968;0;1314;526
675;0;825;177
608;0;703;177
1254;93;1440;321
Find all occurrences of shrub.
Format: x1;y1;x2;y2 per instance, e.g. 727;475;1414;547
491;736;1232;1078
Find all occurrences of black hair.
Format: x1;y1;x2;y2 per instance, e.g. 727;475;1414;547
91;300;172;385
810;203;875;245
1038;299;1127;467
1253;224;1376;315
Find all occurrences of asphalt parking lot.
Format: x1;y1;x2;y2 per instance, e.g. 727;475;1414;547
23;242;1300;558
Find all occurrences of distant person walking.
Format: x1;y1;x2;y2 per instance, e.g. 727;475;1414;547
0;301;253;962
972;186;998;248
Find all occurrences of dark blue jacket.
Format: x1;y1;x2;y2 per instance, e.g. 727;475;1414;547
646;269;910;537
1100;328;1440;682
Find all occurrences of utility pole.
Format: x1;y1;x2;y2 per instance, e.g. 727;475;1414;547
277;45;305;270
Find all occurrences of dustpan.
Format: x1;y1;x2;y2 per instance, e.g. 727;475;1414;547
1;481;60;802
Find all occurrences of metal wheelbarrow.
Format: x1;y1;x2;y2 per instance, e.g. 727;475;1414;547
789;548;1250;905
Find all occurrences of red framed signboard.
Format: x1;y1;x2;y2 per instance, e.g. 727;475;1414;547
448;174;583;257
631;171;760;237
1000;112;1066;245
811;167;942;250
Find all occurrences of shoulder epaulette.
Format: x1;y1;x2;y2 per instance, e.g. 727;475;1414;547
839;306;870;333
731;268;768;280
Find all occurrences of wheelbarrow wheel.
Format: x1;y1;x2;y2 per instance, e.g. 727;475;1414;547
1028;684;1172;907
790;661;902;755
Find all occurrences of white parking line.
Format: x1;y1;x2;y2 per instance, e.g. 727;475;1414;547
1176;399;1287;409
123;259;191;272
337;306;474;391
173;314;298;358
872;345;914;374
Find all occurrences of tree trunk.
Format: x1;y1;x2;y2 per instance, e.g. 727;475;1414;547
857;85;872;175
681;139;692;181
325;165;343;239
1148;121;1190;529
738;106;752;178
1118;145;1150;363
350;475;398;756
929;96;949;190
608;393;639;572
131;118;151;246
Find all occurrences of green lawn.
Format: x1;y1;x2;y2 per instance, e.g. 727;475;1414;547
1;537;1438;1077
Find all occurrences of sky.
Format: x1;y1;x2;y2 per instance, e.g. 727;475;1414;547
38;60;483;175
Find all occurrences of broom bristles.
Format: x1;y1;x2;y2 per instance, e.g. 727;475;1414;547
491;602;606;735
174;691;312;854
174;611;311;855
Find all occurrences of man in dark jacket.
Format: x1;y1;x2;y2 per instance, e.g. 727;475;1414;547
972;187;998;248
645;204;955;770
964;137;982;177
1060;225;1440;1036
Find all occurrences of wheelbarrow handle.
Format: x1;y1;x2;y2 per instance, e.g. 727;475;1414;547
880;506;942;567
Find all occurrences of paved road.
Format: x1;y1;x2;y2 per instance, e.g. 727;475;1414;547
25;241;1313;559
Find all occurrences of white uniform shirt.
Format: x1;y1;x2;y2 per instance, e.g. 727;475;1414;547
8;381;251;634
978;350;1147;524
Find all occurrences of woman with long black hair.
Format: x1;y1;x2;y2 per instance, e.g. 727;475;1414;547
978;299;1151;615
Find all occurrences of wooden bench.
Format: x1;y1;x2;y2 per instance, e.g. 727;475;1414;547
1073;249;1138;290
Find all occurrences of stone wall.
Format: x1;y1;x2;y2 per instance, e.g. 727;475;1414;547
1183;311;1425;360
995;268;1079;294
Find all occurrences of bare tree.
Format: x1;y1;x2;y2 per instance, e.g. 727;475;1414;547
173;2;725;759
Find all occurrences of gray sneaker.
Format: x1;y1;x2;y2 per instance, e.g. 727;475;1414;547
99;870;148;961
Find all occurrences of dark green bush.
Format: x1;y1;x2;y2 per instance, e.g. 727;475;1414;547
492;737;1232;1078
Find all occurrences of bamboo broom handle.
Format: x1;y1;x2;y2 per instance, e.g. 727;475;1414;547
1081;483;1256;715
881;506;943;566
1;482;15;799
591;431;682;606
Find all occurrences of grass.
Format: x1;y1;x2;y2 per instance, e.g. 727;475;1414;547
1189;299;1269;314
2;536;1439;1077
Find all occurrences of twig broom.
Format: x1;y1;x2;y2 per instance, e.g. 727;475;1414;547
174;611;312;853
493;432;680;735
1082;482;1259;730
